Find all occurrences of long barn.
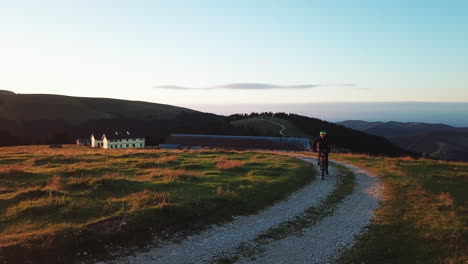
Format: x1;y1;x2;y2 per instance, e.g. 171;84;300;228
163;134;311;151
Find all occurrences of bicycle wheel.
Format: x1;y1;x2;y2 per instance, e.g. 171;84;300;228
319;158;325;179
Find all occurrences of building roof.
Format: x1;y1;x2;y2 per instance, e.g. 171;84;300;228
91;133;103;140
159;144;181;149
103;131;144;140
164;134;311;151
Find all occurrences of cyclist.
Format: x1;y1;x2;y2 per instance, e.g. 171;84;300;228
312;130;330;175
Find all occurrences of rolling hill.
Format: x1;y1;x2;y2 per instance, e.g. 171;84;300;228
230;117;310;138
0;90;408;156
0;90;199;124
228;113;409;156
337;120;468;161
0;90;225;146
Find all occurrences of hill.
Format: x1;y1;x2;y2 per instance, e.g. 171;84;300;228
391;131;468;161
0;92;197;124
0;91;225;146
337;120;464;138
228;113;409;156
337;120;468;161
0;91;409;156
230;117;310;138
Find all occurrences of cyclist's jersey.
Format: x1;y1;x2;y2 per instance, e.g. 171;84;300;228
312;136;330;153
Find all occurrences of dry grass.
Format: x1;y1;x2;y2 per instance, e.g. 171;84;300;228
148;168;197;182
216;186;239;200
44;176;63;191
0;166;25;177
0;144;312;259
5;194;71;221
322;152;468;264
159;154;178;162
438;192;454;207
217;160;245;169
117;190;170;212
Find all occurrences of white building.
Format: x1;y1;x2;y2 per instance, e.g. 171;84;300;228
91;133;103;148
102;131;145;149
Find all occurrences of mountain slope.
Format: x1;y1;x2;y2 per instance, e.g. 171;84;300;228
337;120;465;138
0;91;224;146
336;120;385;131
0;91;197;125
391;132;468;161
230;117;310;138
0;91;409;156
228;113;409;156
337;120;468;161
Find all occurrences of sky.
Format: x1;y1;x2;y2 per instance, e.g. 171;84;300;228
1;1;468;124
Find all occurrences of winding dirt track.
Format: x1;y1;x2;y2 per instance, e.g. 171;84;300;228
267;120;287;136
106;158;381;264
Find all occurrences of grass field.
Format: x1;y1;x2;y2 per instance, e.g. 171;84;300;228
328;153;468;264
2;145;466;263
0;145;313;262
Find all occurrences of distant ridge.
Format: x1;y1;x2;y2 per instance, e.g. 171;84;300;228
337;120;468;161
0;92;198;125
0;90;16;96
337;120;460;137
227;113;409;156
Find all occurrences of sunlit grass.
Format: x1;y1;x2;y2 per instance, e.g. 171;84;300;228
0;145;313;251
326;153;468;264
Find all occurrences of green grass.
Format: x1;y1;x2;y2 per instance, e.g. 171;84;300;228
0;145;313;262
331;153;468;264
230;117;310;138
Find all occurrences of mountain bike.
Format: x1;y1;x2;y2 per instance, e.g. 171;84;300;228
316;142;329;180
318;150;328;179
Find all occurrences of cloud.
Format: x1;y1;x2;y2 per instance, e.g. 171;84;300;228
155;83;357;90
155;85;196;90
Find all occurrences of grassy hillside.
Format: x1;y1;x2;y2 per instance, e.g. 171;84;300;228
329;153;468;264
0;91;196;125
392;132;468;162
0;145;313;263
337;120;468;161
229;113;409;156
230;117;309;138
0;91;225;146
0;92;408;157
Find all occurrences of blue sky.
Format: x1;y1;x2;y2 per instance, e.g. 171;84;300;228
1;1;467;112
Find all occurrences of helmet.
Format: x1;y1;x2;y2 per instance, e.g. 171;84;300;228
320;130;327;135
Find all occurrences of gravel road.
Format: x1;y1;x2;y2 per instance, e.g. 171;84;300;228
105;158;381;264
237;162;382;264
